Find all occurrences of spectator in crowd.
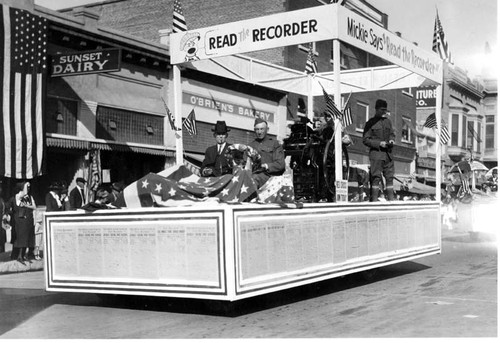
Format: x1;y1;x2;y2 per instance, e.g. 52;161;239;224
69;177;87;210
0;181;6;254
82;186;118;212
249;118;285;188
60;183;71;211
107;182;124;203
10;181;37;264
45;182;63;212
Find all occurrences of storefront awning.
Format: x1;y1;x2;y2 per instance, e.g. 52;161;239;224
46;137;90;150
91;142;174;156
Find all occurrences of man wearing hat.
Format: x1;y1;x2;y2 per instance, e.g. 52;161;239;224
69;177;87;210
249;117;285;188
45;182;63;212
363;99;396;201
201;121;233;177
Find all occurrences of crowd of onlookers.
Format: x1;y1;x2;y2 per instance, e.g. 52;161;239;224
0;178;124;265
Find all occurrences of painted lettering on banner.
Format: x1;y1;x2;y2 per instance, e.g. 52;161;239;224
183;92;275;123
170;5;337;64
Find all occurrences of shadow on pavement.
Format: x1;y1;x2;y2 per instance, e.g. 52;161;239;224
96;260;431;317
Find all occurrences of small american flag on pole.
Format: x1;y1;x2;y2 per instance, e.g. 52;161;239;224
161;97;181;131
321;84;343;120
423;112;450;145
183;109;197;136
432;10;453;64
172;0;187;33
1;5;48;179
304;43;318;74
342;106;353;128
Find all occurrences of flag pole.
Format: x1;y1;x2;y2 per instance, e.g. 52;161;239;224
435;83;443;203
332;38;343;183
173;64;184;165
307;74;314;122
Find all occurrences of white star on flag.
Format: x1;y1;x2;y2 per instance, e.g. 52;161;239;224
155;183;162;192
168;188;176;196
141;179;149;188
241;185;248;193
231;175;239;183
221;189;229;196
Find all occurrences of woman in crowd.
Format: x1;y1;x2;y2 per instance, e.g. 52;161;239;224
11;181;37;264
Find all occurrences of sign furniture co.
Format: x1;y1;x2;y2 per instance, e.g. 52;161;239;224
50;48;121;77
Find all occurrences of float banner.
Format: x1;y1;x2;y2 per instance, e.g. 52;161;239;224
337;6;443;83
183;92;274;123
51;48;121;77
170;5;337;64
415;86;437;108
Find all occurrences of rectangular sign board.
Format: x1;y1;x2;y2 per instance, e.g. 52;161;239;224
170;5;338;64
336;6;443;83
51;48;121;77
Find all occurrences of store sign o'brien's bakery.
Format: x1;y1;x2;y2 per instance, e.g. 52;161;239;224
51;48;121;77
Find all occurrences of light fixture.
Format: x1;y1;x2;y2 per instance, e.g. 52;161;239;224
55;111;64;122
109;120;117;130
146;125;154;135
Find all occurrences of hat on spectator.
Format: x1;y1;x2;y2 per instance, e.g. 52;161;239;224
375;99;388;109
254;117;267;126
48;181;62;191
212;121;230;134
76;177;87;184
111;182;124;192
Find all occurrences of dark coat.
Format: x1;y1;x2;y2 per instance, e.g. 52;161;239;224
362;115;395;161
69;187;85;210
45;192;62;212
201;144;232;177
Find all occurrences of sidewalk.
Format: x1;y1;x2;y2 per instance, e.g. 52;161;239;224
0;249;43;275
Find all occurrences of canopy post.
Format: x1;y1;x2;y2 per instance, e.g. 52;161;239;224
173;64;184;165
307;74;314;122
435;84;443;203
333;39;343;183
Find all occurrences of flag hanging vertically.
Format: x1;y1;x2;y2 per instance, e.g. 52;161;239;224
161;97;181;131
423;112;450;145
183;109;197;136
467;122;482;143
342;107;353;127
88;149;101;201
320;84;343;120
432;10;453;64
304;43;318;74
1;5;48;179
172;0;187;33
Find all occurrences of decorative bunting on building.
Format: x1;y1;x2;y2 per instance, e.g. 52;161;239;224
432;10;453;64
1;5;48;179
172;0;187;33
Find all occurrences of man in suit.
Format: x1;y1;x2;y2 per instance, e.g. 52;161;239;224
69;177;87;210
201;121;233;177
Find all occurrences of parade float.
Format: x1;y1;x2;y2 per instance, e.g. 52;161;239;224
44;3;444;301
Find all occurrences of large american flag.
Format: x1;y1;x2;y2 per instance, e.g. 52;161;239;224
1;5;48;179
172;0;187;33
423;112;451;145
432;10;453;64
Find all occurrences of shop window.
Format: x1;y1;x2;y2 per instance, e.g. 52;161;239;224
355;102;369;132
451;114;459;146
486;115;495;149
461;116;467;148
401;117;412;143
46;96;78;136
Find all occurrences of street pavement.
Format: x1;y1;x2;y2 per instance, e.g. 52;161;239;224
0;198;497;338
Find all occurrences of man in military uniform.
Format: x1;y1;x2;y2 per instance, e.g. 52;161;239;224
363;99;395;202
249;118;285;188
201;121;233;177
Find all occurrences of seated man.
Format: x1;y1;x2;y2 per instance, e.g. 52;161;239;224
201;121;233;177
249;118;285;188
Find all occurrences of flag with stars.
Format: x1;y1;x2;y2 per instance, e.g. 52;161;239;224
256;167;295;204
114;165;259;208
172;0;187;33
1;5;48;179
304;42;318;74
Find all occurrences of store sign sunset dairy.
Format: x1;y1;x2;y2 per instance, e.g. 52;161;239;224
337;6;442;83
170;5;337;64
51;48;121;77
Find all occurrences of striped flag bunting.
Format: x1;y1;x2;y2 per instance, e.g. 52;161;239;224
161;97;181;131
304;43;318;74
432;10;453;64
423;112;450;145
467;122;481;143
183;109;197;136
1;5;48;179
88;149;101;201
172;0;187;33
